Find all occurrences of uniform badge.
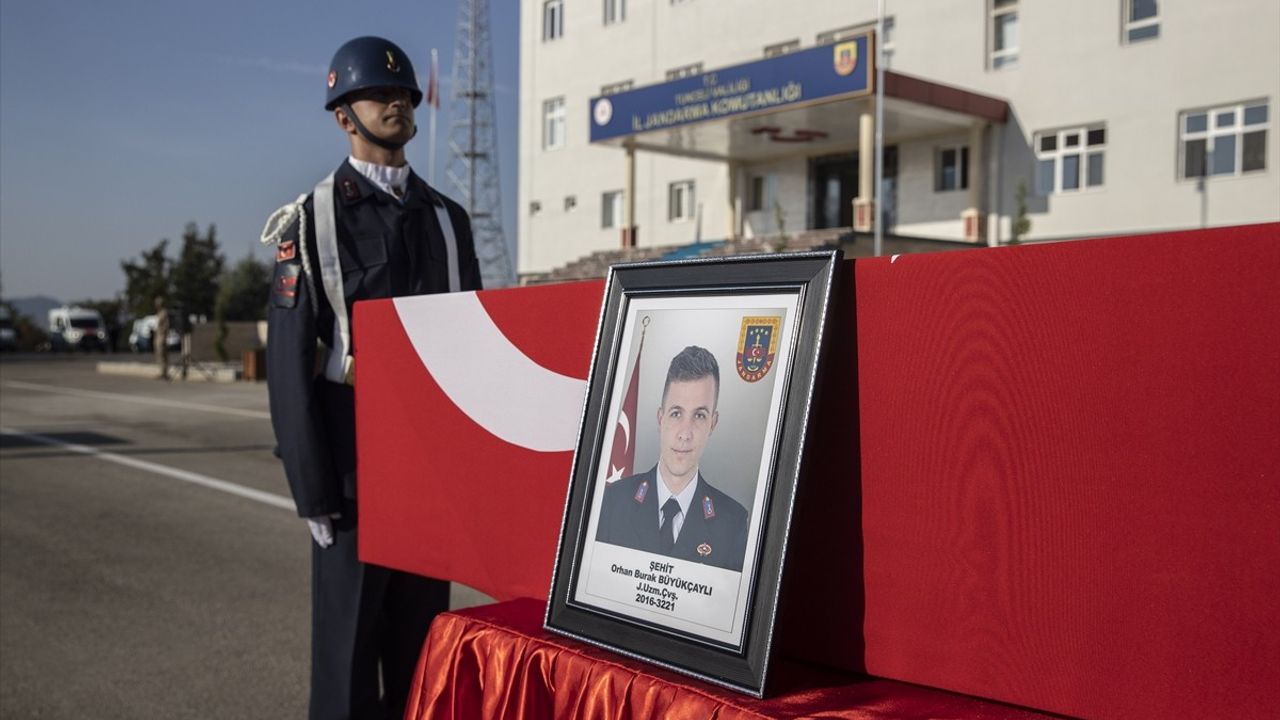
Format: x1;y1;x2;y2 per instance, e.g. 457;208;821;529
276;239;296;263
271;262;301;308
340;178;360;200
697;543;712;557
385;50;400;73
702;495;715;519
736;316;781;383
633;480;648;504
834;41;858;77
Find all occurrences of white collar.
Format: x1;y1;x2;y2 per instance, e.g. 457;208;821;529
655;465;699;520
347;156;411;202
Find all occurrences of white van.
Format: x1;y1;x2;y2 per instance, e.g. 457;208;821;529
47;306;108;352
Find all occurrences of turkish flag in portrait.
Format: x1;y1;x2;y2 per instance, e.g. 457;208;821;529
605;328;644;483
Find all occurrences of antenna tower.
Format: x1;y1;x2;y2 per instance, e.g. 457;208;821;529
445;0;512;287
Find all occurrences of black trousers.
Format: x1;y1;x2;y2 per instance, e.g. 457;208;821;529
310;510;449;720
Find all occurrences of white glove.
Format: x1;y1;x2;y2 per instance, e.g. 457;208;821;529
306;514;340;549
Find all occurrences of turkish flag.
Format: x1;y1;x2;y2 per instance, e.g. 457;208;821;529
605;331;644;482
355;281;602;601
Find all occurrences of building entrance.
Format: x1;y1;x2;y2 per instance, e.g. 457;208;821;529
810;147;898;231
811;153;857;230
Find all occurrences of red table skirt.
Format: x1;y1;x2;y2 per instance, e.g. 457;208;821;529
405;599;1053;720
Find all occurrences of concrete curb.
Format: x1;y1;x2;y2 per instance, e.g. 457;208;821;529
96;361;243;383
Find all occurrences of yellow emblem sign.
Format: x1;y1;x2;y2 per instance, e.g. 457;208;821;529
386;51;400;73
833;41;858;76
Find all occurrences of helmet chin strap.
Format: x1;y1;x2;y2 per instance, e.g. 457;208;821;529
342;103;416;152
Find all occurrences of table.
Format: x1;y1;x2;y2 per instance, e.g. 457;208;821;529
405;599;1054;720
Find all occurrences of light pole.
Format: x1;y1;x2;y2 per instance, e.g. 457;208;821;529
873;0;886;257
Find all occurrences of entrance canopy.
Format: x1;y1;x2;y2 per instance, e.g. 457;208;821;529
588;33;1008;162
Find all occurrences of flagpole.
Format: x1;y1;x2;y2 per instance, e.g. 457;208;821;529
874;0;885;257
428;48;439;186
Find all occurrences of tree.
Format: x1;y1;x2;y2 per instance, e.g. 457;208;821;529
122;239;172;319
1010;180;1032;244
213;255;271;361
215;256;271;322
171;222;224;321
1;302;47;351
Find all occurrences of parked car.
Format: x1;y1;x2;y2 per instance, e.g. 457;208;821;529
47;306;108;352
128;314;181;353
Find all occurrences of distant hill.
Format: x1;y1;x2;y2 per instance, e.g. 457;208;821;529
3;296;63;328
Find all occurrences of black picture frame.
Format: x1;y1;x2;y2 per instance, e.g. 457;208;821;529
545;249;842;697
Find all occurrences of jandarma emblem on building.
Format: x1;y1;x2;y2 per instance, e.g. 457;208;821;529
833;41;858;76
736;316;781;382
594;98;613;126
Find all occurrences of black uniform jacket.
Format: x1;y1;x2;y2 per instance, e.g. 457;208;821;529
267;160;483;518
595;466;750;572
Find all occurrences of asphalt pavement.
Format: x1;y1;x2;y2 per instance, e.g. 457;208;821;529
0;354;487;718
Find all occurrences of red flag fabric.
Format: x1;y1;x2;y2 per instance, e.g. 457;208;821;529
605;330;644;483
355;281;600;601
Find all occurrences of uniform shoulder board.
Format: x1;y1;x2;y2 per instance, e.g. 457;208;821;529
263;193;310;310
259;193;310;247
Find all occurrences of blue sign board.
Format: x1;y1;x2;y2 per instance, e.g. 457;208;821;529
589;34;872;143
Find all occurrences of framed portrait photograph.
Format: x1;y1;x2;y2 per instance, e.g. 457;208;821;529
546;250;842;697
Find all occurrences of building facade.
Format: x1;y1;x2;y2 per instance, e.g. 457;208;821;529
518;0;1279;276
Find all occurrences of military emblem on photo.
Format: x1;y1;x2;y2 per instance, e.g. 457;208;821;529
736;315;781;382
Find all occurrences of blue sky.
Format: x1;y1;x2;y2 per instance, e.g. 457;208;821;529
0;0;520;300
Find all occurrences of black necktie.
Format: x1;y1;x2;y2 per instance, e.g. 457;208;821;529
659;498;681;551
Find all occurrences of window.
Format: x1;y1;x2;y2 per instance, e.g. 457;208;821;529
748;174;776;212
665;63;703;81
764;40;800;58
604;0;625;25
816;19;892;46
600;80;634;96
543;97;565;150
602;191;624;228
669;180;695;221
817;19;893;62
1035;125;1106;194
817;23;865;45
749;176;766;211
990;0;1018;69
543;0;563;41
936;146;970;191
1181;101;1269;179
1123;0;1159;43
564;195;577;212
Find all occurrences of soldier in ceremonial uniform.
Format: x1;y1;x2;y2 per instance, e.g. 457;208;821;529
596;346;750;572
261;36;482;720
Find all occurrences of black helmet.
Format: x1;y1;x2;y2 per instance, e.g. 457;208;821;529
325;36;422;110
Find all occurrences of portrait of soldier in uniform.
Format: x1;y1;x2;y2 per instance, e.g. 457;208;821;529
595;345;750;572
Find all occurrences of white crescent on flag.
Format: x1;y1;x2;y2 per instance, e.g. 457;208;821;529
393;292;587;452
